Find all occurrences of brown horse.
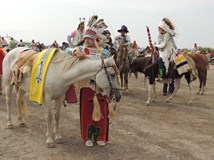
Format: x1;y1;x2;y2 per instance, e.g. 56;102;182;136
116;45;130;91
190;53;209;95
130;51;205;105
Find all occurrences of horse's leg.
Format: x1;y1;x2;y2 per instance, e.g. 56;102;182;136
120;73;124;90
53;97;64;144
201;70;207;95
184;73;194;104
151;83;156;102
144;76;148;92
197;71;203;95
5;83;14;129
16;88;27;127
43;95;55;148
200;73;205;95
145;84;152;105
187;81;194;104
145;76;156;105
166;78;180;102
204;70;207;89
124;72;129;91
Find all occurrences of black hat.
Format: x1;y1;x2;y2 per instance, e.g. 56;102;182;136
117;25;129;33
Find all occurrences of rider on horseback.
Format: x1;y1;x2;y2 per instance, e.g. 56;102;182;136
114;25;132;63
154;18;177;79
114;25;131;51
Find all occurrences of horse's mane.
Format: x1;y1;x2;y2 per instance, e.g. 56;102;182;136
116;45;129;68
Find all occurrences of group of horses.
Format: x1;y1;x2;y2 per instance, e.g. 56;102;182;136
130;49;209;105
114;45;209;105
0;44;209;148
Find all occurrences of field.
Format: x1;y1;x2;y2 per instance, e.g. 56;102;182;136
0;66;214;160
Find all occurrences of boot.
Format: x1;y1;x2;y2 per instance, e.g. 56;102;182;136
159;69;164;78
156;69;163;82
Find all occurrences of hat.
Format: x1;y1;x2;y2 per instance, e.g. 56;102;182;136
77;18;85;29
118;25;129;33
158;18;176;36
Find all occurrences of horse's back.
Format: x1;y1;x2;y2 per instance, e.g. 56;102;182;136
191;53;209;70
130;56;152;73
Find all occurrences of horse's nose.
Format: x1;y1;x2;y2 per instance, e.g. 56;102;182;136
115;93;121;102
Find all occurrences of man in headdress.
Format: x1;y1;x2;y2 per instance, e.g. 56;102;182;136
71;15;111;147
154;18;177;79
67;18;85;48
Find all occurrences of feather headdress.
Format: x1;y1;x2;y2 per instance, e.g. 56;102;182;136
79;17;85;24
84;15;108;40
158;17;176;36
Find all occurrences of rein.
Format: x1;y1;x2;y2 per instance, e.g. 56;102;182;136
93;58;121;125
94;58;121;101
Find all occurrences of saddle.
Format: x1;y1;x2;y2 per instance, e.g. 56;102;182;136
10;50;38;86
178;52;197;81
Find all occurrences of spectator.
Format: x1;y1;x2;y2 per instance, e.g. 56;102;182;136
67;18;85;48
9;38;16;50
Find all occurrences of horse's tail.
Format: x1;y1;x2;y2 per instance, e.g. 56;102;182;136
21;100;29;117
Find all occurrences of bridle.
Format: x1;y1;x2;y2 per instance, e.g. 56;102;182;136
94;58;121;125
94;58;121;102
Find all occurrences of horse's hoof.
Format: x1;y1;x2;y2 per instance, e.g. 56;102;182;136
145;102;150;106
165;99;170;103
19;123;27;128
197;92;199;94
188;101;192;105
46;142;56;148
55;137;64;144
201;92;204;95
151;100;156;103
6;124;14;129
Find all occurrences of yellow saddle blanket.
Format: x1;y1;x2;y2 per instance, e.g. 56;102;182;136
175;53;190;75
29;48;57;104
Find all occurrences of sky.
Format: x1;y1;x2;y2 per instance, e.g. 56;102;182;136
1;0;214;49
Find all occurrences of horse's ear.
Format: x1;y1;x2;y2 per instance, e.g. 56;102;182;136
104;56;114;66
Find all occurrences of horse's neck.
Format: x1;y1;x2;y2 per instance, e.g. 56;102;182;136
118;47;128;59
62;58;102;86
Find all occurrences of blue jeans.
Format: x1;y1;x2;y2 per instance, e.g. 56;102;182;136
163;78;175;94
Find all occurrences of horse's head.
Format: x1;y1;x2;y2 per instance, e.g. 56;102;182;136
95;56;122;102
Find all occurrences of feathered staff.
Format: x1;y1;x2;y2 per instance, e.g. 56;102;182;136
146;26;155;63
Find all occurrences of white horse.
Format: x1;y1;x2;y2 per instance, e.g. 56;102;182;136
2;47;122;147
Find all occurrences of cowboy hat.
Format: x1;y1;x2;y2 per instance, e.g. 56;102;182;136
117;25;129;33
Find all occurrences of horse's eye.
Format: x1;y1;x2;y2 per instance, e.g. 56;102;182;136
111;73;115;77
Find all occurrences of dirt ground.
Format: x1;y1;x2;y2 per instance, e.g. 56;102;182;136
0;65;214;160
